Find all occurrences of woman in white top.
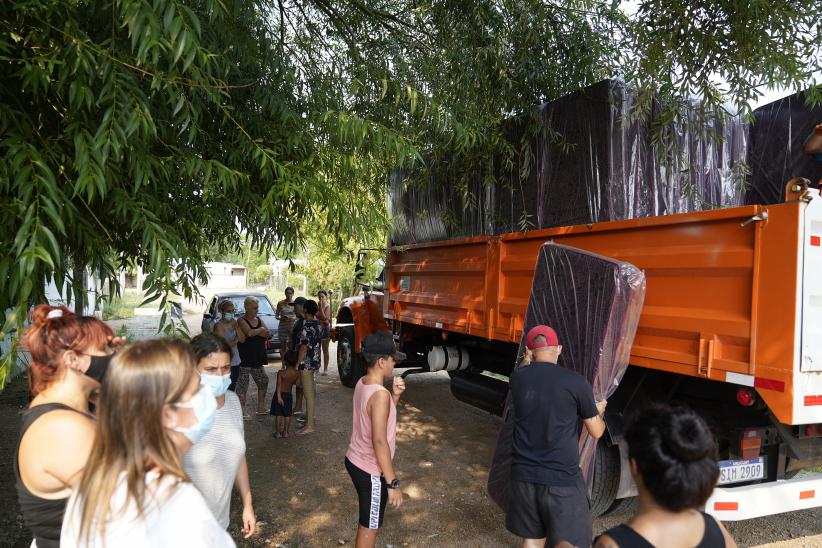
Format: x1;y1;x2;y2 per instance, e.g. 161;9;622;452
61;339;234;548
185;333;256;536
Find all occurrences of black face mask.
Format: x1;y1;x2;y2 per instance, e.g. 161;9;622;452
85;354;113;383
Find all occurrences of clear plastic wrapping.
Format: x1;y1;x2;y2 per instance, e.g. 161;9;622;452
487;243;646;512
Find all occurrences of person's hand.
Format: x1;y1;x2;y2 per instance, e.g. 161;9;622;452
277;395;284;406
107;335;127;349
241;503;256;538
520;348;532;366
392;376;406;398
387;487;403;509
596;399;608;415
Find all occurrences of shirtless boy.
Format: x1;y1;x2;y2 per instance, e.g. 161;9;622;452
272;350;301;437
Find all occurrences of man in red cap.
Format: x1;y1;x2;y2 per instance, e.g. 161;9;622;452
506;325;607;548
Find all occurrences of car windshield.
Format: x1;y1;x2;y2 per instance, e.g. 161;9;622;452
222;296;276;316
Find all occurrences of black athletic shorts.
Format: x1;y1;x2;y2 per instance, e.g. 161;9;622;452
271;392;293;416
345;457;388;530
505;476;592;546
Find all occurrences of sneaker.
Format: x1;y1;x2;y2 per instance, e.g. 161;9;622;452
281;431;289;438
272;431;281;438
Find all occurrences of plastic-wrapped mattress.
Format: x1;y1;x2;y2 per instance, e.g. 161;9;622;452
486;243;645;512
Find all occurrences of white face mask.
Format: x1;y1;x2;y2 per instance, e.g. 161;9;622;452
172;386;217;444
200;372;232;397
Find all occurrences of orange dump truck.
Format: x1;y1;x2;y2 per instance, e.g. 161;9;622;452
334;180;822;519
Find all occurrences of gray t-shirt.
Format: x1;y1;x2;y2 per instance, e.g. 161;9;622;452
183;390;245;528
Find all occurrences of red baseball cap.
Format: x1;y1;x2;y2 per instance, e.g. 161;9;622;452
525;325;559;349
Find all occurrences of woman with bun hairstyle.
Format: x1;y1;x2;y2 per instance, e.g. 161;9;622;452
15;305;114;548
61;339;233;547
184;333;256;537
595;405;736;548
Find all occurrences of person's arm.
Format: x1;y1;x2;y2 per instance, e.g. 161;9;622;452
276;371;284;405
593;534;619;548
715;516;737;548
233;319;246;343
40;413;96;488
578;378;607;439
275;301;282;320
234;456;256;538
297;344;307;365
391;376;405;405
583;400;607;439
368;390;402;508
238;317;265;337
214;322;237;347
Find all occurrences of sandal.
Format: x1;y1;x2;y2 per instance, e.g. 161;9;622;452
256;411;268;416
243;414;252;421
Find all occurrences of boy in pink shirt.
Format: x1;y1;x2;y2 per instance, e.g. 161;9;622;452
344;332;406;548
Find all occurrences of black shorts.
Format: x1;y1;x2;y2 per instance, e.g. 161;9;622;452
345;457;387;530
271;392;293;416
505;477;592;546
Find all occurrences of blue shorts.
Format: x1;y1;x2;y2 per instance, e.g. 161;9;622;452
271;392;293;416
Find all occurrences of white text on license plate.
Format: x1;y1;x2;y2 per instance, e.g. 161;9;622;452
718;457;765;485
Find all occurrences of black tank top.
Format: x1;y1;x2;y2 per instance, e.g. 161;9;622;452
602;512;725;547
15;403;92;548
237;316;268;367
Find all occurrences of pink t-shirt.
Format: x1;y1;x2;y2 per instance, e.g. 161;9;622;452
346;379;396;476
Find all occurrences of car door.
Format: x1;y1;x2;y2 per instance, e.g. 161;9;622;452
202;297;218;333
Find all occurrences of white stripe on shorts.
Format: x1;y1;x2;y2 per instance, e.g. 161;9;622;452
369;473;381;529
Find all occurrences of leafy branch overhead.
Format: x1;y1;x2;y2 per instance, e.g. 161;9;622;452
1;0;819;382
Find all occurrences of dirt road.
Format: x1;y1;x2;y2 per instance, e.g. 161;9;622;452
3;339;822;546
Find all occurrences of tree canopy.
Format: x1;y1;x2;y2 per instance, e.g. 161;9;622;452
1;0;820;381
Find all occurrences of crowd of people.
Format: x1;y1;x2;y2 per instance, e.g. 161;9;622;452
14;292;736;547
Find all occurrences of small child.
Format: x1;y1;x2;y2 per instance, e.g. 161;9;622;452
272;350;301;438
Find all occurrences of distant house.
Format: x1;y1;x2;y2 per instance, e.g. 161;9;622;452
204;262;247;290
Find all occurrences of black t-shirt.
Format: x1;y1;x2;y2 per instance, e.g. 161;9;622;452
510;362;599;486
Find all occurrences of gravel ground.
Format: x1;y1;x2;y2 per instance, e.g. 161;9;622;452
3;329;822;547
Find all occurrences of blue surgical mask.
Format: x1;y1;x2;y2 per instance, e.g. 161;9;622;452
172;386;217;444
221;312;234;321
200;372;231;397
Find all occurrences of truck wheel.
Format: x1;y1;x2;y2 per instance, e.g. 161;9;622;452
590;442;620;517
337;326;364;388
603;495;638;517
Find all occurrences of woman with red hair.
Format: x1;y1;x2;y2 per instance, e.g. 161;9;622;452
15;304;114;548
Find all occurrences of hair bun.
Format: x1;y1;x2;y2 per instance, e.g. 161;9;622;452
662;412;714;463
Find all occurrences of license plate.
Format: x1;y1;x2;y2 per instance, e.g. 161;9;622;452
718;457;765;485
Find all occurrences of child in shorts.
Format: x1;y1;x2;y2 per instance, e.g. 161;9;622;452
272;350;301;438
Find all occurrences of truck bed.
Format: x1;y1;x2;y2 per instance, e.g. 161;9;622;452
386;195;822;425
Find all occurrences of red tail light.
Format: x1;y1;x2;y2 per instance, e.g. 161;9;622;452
736;388;755;407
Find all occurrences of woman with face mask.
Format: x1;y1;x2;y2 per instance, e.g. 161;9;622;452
184;333;256;537
213;300;245;392
61;339;232;547
15;305;114;548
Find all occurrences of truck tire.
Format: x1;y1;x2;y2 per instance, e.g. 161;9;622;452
603;495;638;517
337;326;364;388
590;442;621;517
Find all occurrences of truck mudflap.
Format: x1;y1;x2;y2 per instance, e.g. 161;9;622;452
706;473;822;521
